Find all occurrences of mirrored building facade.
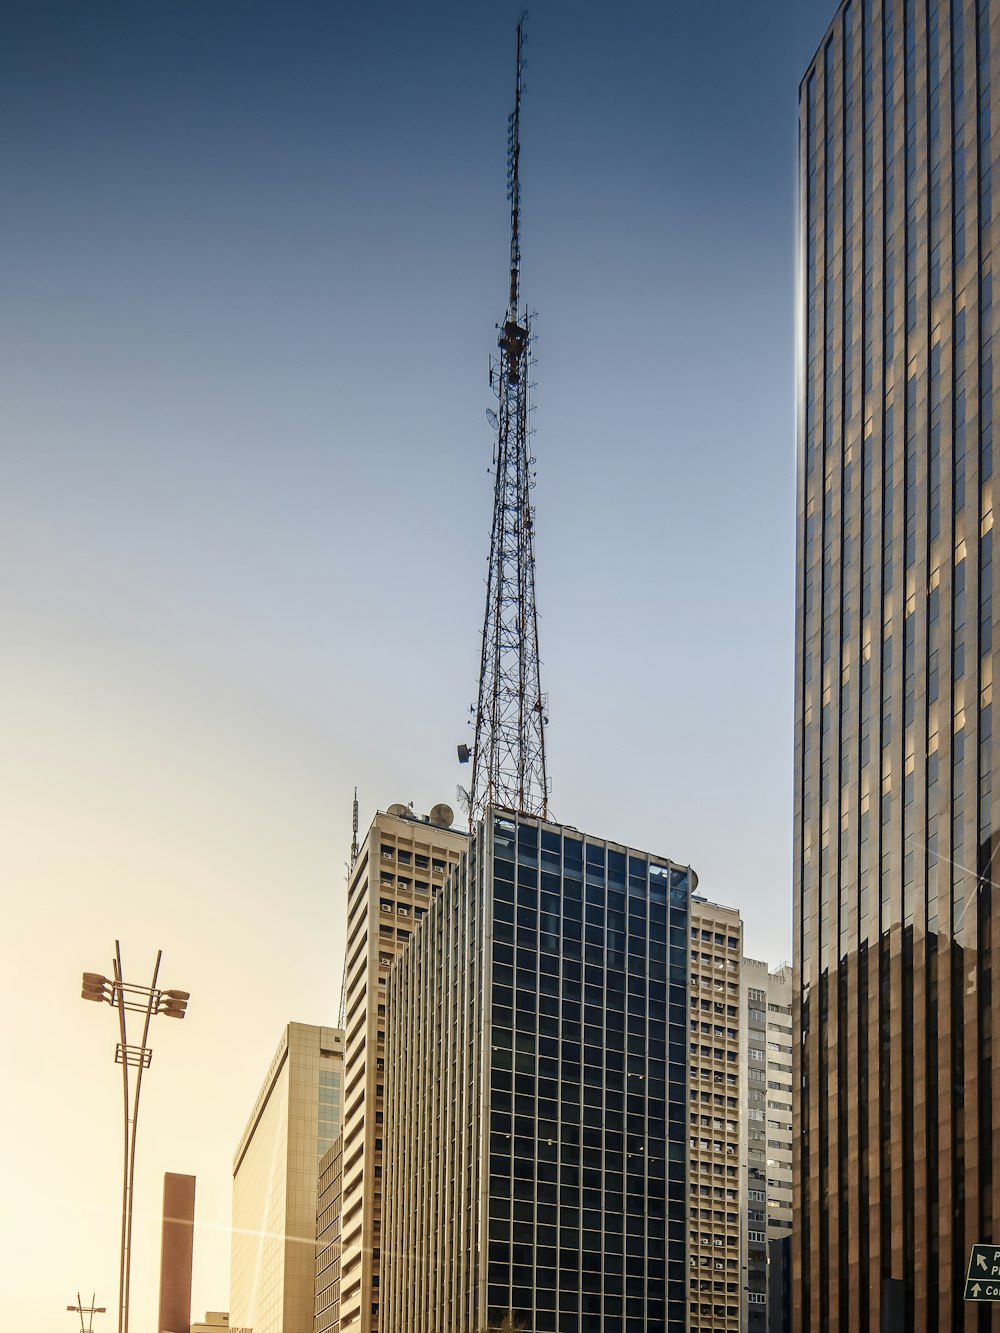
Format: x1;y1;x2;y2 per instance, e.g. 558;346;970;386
795;2;998;1328
382;811;694;1333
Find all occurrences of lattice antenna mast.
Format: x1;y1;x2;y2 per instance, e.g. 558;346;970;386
350;786;359;868
463;14;549;828
337;786;360;1030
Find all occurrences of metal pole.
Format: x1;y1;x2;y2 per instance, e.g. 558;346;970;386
67;1294;105;1333
82;944;188;1333
121;948;160;1333
112;945;129;1333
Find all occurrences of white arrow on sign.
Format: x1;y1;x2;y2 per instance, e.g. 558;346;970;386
978;1255;988;1271
973;1284;982;1297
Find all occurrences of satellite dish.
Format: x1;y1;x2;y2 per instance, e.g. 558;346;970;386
486;408;499;430
387;803;408;818
430;803;455;829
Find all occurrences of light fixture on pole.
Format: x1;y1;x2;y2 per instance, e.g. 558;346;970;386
81;942;190;1333
66;1294;106;1333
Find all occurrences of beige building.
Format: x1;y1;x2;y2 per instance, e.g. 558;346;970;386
742;960;792;1333
337;805;466;1333
230;1023;345;1333
313;1131;343;1333
191;1317;240;1333
688;897;744;1333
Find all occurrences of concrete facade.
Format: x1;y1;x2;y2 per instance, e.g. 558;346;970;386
741;960;792;1333
313;1131;343;1333
158;1172;196;1333
687;899;744;1333
230;1023;344;1333
337;806;467;1333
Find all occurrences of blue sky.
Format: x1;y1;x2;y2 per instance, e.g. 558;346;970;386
3;1;836;1324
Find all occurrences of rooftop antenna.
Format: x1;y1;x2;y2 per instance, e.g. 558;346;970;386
337;787;359;1030
459;12;549;828
350;786;359;869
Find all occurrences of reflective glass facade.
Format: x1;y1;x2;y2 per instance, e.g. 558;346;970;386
382;812;693;1333
795;2;998;1328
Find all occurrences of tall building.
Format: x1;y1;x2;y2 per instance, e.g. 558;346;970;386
794;2;997;1328
741;961;792;1333
230;1023;344;1333
382;810;694;1333
337;806;467;1333
687;899;744;1333
158;1172;195;1333
314;1131;343;1333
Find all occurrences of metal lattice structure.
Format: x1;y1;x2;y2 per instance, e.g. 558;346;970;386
464;16;549;827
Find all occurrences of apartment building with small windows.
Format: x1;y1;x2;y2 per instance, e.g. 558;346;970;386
337;806;467;1333
314;1131;343;1333
743;960;793;1333
230;1024;345;1333
688;899;744;1333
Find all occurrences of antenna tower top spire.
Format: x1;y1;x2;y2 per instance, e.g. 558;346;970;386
507;14;525;319
461;13;549;828
350;786;359;868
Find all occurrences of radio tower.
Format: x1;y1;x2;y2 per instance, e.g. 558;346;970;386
462;15;549;827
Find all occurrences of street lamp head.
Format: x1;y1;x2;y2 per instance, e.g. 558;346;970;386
157;989;190;1019
81;973;111;1002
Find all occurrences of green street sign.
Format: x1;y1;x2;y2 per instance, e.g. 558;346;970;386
965;1245;1000;1301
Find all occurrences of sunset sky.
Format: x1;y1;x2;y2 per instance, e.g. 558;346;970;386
3;2;835;1326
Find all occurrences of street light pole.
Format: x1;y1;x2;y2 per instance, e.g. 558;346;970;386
67;1294;106;1333
81;942;190;1333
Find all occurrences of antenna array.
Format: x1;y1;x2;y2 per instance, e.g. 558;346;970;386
462;14;549;827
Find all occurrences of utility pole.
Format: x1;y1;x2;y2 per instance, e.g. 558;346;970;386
461;13;549;826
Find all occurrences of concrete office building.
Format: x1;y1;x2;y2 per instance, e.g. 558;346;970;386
314;1131;343;1333
742;961;792;1333
230;1023;345;1333
382;810;694;1333
687;899;744;1333
795;3;998;1328
337;806;467;1333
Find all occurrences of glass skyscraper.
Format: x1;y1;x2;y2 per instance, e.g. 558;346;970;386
795;2;997;1329
382;811;693;1333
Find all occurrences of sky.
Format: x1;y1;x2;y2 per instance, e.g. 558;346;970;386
2;1;837;1327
